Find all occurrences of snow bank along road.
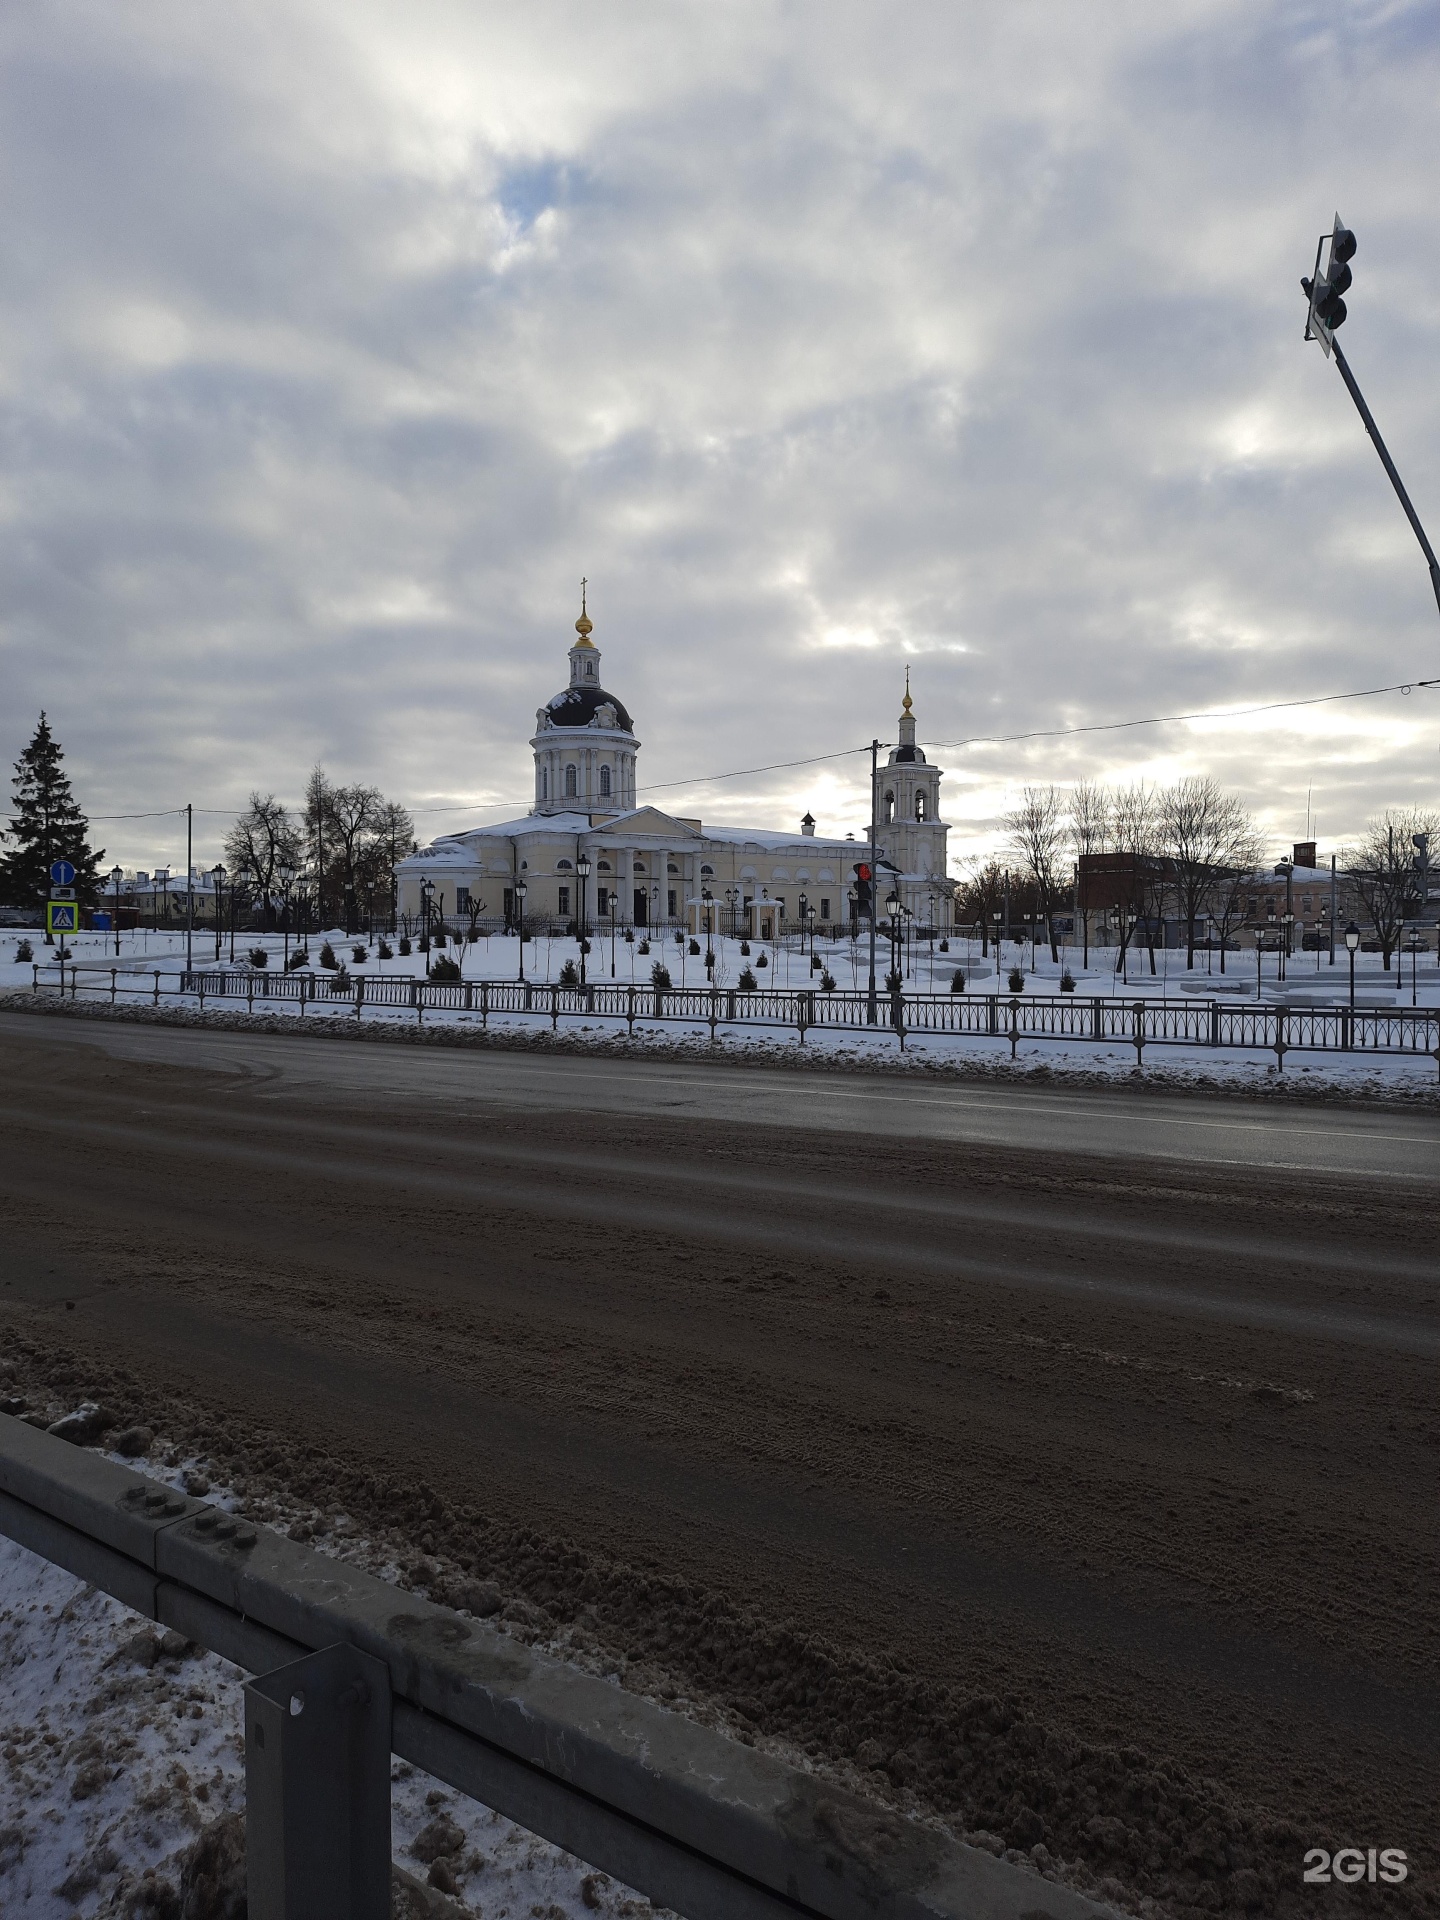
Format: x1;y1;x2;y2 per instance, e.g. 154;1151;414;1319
2;1010;1437;1916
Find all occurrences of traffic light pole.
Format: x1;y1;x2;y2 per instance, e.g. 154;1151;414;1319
867;739;879;1025
1329;337;1440;622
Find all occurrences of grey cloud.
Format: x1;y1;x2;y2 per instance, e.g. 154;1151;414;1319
0;0;1436;874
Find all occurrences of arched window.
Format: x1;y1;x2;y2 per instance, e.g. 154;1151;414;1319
599;766;611;797
556;858;573;871
541;768;548;799
883;791;896;823
915;790;928;822
586;659;596;678
565;765;577;797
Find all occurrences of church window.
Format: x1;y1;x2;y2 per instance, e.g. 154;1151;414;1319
818;868;834;882
883;790;896;824
820;898;831;919
700;863;714;876
667;863;679;875
556;859;573;871
771;868;789;882
667;889;677;919
597;859;611;872
456;887;470;912
915;791;928;822
565;765;577;797
600;766;612;797
585;659;596;677
558;886;571;916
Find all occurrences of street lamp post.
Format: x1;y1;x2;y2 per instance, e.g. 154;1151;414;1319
210;864;225;961
797;894;808;973
886;890;901;986
278;859;297;970
515;879;527;982
1345;920;1360;1013
1281;912;1294;984
702;888;715;976
109;865;124;958
724;887;738;939
576;852;592;986
991;908;1001;972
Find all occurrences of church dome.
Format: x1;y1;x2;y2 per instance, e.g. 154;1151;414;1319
543;685;634;731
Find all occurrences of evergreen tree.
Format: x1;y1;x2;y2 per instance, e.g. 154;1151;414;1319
0;714;105;911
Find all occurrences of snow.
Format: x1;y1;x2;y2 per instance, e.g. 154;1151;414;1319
0;1453;668;1919
3;926;1438;1099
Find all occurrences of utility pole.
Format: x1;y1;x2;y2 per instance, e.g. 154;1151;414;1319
867;739;880;1024
186;802;194;973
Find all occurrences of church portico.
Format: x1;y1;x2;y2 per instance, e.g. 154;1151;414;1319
396;602;952;938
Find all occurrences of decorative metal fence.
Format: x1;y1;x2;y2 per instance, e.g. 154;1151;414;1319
19;963;1440;1073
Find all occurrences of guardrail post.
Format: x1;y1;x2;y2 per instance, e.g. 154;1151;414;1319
245;1642;391;1920
153;970;160;1006
709;988;719;1044
1274;1007;1287;1073
796;991;808;1045
1132;1001;1145;1070
1209;1001;1220;1047
31;963;38;995
110;967;117;1005
463;982;472;1013
247;974;254;1014
1091;996;1103;1040
892;990;906;1049
551;985;560;1031
626;985;636;1034
987;992;998;1037
654;984;664;1021
1008;996;1020;1060
355;977;365;1020
481;981;489;1028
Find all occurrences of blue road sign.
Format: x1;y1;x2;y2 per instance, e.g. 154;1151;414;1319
50;860;76;887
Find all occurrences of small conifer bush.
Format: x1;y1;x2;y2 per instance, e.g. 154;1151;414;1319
248;947;268;969
650;961;672;989
398;937;411;956
950;968;966;993
319;942;338;970
738;967;757;990
428;955;461;982
1008;965;1025;992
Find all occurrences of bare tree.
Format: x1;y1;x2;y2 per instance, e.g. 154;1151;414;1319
358;799;417;930
1109;783;1160;975
1006;786;1066;963
1207;819;1265;973
1069;780;1110;969
324;783;383;932
1347;807;1439;969
954;857;1006;956
1159;777;1258;969
223;794;303;929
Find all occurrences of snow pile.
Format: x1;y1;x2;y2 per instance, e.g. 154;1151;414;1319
0;1528;666;1918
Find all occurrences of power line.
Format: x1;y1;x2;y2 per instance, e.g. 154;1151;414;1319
80;674;1437;827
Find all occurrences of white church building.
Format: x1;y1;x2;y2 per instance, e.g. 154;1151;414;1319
396;601;953;939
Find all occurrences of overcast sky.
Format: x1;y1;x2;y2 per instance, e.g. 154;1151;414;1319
1;0;1437;872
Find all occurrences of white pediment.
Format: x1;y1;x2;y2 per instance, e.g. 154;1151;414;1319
590;807;703;840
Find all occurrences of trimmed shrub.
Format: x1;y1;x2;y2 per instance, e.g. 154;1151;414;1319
398;937;411;956
739;940;751;956
1060;969;1077;992
623;927;634;943
938;938;950;952
650;961;672;989
378;940;394;958
820;969;836;992
352;944;368;963
15;939;32;961
885;968;902;993
637;939;650;955
1008;965;1025;992
688;938;700;955
737;967;757;990
433;930;447;948
319;942;339;970
248;947;268;969
428;955;461;982
557;958;579;986
285;947;308;971
418;935;430;953
950;968;966;993
755;951;768;968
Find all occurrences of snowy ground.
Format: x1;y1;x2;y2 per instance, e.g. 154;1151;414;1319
4;925;1438;1098
0;1448;668;1919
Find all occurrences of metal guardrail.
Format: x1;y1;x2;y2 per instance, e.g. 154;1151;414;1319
0;1414;1108;1920
19;963;1440;1071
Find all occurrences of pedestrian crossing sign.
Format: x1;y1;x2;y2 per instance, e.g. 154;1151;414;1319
47;900;79;934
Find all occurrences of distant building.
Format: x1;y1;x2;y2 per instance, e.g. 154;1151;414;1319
396;601;953;936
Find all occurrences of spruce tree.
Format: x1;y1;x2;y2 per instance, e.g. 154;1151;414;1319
0;714;105;911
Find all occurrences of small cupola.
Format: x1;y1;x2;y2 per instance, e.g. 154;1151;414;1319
801;812;816;837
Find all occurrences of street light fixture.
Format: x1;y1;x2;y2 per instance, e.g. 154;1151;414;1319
575;851;592;986
724;886;739;939
108;865;124;958
210;864;225;962
515;879;528;982
702;888;715;975
1345;920;1360;1014
277;859;298;970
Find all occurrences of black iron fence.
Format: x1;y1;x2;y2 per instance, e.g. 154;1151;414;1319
18;964;1440;1073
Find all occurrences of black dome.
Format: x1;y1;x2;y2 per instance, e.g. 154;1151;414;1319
545;685;634;731
891;744;924;763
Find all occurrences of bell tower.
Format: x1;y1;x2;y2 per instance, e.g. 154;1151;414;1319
875;671;946;881
530;584;640;816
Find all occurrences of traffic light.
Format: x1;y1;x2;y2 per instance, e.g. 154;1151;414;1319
1302;216;1356;355
853;862;872;917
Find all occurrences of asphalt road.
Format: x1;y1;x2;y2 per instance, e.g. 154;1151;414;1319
1;1007;1436;1915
